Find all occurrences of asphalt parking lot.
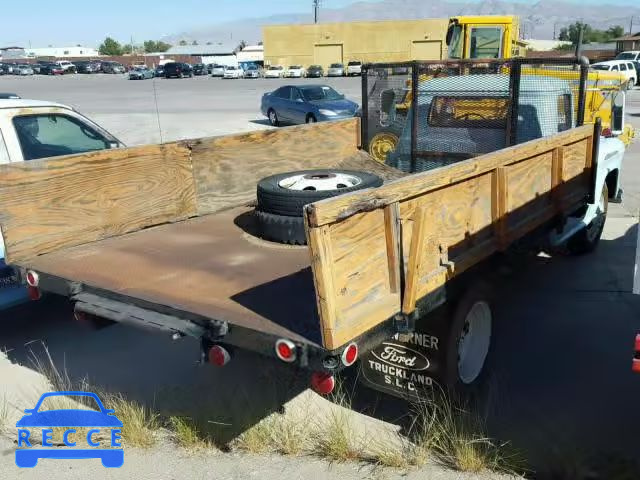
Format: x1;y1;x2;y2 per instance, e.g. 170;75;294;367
1;74;640;474
0;74;362;145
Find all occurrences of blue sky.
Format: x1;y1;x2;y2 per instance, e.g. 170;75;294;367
1;0;637;47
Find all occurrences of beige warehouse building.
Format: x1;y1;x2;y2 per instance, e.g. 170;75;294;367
263;19;449;69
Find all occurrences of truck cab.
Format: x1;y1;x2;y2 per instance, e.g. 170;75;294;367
0;99;123;309
446;16;527;60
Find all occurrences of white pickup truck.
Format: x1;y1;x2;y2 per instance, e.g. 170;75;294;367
0;98;123;309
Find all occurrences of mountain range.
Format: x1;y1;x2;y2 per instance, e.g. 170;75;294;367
163;0;640;45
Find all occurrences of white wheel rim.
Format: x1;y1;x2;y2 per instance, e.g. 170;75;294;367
269;111;277;124
457;301;492;385
585;189;607;242
278;172;362;191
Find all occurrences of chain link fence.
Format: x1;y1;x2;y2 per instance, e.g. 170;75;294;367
362;57;589;173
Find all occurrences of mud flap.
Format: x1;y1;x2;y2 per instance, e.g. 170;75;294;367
358;307;452;399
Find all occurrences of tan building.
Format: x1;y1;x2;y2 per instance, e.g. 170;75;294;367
263;19;449;69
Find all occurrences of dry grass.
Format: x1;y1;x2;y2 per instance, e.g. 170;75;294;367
233;412;310;455
315;408;363;462
103;393;158;448
28;343;159;449
407;391;523;475
168;416;213;451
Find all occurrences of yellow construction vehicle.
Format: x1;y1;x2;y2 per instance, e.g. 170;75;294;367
367;16;634;162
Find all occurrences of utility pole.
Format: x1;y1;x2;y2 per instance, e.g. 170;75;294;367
313;0;320;24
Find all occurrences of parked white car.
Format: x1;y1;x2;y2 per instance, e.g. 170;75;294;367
286;65;305;78
346;61;362;76
264;66;285;78
210;64;226;77
0;98;123;310
616;51;640;62
55;60;76;73
327;63;345;77
223;66;243;79
591;60;637;89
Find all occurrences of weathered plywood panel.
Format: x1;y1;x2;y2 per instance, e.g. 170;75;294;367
325;208;400;349
0;143;196;263
305;124;596;348
191;119;361;215
306;125;593;228
563;139;588;182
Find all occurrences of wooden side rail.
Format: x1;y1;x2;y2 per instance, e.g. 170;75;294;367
305;124;595;349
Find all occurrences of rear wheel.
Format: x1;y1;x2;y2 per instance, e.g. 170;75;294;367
368;131;399;163
443;283;494;392
628;79;635;90
268;109;279;127
566;183;608;255
306;114;317;124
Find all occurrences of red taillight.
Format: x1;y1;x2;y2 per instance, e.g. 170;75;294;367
341;342;358;366
602;127;613;138
310;372;335;395
633;335;640;373
26;270;39;287
27;286;41;301
208;345;231;367
275;339;296;363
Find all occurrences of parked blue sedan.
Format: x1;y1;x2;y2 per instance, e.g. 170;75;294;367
261;84;359;126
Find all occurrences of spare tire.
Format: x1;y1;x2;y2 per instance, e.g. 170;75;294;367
257;169;383;218
254;211;306;245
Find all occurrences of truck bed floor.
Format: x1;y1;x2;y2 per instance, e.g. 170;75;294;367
26;207;322;345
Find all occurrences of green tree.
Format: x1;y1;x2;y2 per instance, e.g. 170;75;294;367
143;40;171;53
98;37;123;56
179;40;188;46
605;25;624;40
122;44;133;54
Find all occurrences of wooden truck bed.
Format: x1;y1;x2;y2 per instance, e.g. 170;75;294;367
0;118;597;355
24;206;321;344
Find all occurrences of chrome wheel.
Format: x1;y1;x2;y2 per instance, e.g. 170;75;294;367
278;172;362;191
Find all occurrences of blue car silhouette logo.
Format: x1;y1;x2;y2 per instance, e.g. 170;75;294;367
16;391;123;468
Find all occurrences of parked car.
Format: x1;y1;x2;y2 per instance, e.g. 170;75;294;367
0;97;124;310
0;63;14;75
244;66;261;79
154;65;165;77
193;63;207;76
15;64;34;76
74;61;97;74
264;65;285;78
164;62;193;78
129;66;155;80
101;61;125;74
616;51;640;62
306;65;324;78
30;63;41;74
55;60;76;74
210;64;226;77
346;61;362;76
591;60;637;89
223;66;243;79
261;84;359;126
327;63;345;77
38;63;64;75
286;65;305;78
0;93;20;99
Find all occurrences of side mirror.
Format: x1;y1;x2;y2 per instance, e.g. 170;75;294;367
611;91;625;134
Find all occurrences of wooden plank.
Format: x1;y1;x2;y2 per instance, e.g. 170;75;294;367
0;143;196;264
563;139;589;182
492;167;508;250
190;119;360;215
325;208;400;349
307;125;593;227
551;146;565;210
402;206;428;314
383;203;401;294
305;221;338;348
